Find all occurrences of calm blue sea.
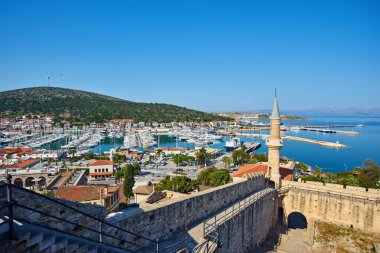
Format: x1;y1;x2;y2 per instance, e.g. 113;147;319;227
90;116;379;173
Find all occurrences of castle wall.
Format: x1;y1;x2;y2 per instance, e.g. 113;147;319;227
216;189;278;253
281;181;380;233
105;174;267;248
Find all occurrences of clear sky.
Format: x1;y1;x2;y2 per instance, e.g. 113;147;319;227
1;0;379;112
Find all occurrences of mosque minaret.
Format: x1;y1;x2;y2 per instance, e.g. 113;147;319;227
266;91;283;188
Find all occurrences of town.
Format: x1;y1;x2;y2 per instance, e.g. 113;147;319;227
1;93;379;253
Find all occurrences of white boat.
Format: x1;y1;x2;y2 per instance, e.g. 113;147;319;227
224;137;241;151
280;125;289;131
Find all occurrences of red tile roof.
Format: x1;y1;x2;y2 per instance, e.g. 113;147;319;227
133;185;154;195
0;159;40;169
233;163;293;181
0;147;32;155
89;160;113;166
56;185;119;202
149;147;188;153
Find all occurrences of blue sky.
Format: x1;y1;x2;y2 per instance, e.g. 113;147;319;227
0;0;379;112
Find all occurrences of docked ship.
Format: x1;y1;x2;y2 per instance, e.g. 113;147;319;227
224;137;242;152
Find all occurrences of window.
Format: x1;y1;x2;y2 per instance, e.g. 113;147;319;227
106;168;108;172
95;169;97;172
102;168;104;172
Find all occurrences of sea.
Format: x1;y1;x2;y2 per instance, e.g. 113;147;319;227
36;116;380;173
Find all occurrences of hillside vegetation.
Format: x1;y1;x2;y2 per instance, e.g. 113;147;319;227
0;87;231;123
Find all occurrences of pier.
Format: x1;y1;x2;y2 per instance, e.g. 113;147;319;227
228;127;270;132
299;127;359;135
229;132;347;148
301;125;355;129
282;135;347;148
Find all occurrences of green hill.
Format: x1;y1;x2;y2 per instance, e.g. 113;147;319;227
0;87;231;123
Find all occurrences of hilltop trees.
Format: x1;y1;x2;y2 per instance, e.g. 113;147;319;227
0;87;232;123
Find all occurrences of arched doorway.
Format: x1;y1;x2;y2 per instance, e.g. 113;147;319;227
288;212;308;229
13;178;23;188
25;177;35;188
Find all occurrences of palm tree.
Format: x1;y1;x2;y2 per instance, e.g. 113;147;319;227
222;156;233;171
195;148;210;168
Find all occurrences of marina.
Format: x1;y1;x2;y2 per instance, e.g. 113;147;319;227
1;116;379;173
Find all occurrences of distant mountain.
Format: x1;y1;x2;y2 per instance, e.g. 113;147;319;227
0;87;231;123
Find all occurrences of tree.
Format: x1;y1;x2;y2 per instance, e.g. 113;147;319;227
112;153;126;164
197;167;217;185
297;162;309;174
116;163;141;182
208;169;232;186
222;156;233;170
197;167;232;187
254;153;268;162
357;160;380;189
313;167;323;179
68;148;76;158
173;154;195;166
123;166;135;201
231;147;250;165
155;176;198;194
195;148;211;168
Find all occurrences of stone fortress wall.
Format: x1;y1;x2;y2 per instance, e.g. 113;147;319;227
216;188;278;253
105;174;268;248
281;180;380;233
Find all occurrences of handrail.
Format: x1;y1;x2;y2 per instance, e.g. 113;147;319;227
1;182;160;252
204;188;275;235
192;187;276;253
13;202;142;248
15;218;132;252
8;183;156;243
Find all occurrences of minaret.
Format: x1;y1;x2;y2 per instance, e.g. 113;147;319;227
266;90;283;188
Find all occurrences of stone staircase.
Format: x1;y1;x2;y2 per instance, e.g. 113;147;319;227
0;217;129;253
0;182;157;253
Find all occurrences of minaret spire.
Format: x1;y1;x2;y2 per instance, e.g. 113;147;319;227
266;90;283;188
271;89;280;120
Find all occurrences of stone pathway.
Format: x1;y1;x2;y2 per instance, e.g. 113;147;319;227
254;226;314;253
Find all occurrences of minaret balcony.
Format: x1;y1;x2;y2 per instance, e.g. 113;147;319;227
266;138;283;147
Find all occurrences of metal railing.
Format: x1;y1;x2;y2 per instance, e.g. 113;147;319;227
0;179;169;252
203;188;276;236
191;187;276;253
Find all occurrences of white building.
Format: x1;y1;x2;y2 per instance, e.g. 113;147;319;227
89;160;113;180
